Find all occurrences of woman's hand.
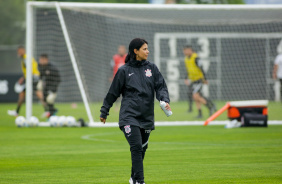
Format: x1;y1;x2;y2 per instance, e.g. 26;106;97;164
100;117;106;124
165;103;171;111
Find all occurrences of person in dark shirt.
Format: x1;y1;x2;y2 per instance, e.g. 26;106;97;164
38;54;60;118
100;38;171;184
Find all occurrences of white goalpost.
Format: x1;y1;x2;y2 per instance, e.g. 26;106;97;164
26;2;97;123
25;2;282;125
55;3;94;124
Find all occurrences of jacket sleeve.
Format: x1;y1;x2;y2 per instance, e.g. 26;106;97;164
100;68;125;119
153;64;170;103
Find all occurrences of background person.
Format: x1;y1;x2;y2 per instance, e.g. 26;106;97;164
183;45;216;118
110;45;127;81
110;45;127;111
38;54;61;118
273;43;282;103
100;38;171;184
7;46;46;117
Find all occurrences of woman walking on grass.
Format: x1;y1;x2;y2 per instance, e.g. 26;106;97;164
100;38;171;184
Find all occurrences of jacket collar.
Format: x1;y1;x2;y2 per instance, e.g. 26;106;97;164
128;59;149;67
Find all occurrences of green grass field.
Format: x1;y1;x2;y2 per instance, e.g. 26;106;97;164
2;101;282;123
0;102;282;184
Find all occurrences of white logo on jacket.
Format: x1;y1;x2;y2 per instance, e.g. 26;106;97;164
145;69;152;77
124;125;131;133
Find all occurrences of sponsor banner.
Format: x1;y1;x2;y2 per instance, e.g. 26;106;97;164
0;74;22;102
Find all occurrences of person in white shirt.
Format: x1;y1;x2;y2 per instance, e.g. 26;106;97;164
272;47;282;102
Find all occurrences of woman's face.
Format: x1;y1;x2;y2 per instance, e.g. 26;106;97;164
135;43;149;61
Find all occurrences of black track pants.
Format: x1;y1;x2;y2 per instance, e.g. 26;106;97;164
121;125;151;183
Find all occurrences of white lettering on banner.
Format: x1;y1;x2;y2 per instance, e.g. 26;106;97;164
167;82;179;102
167;37;180;101
167;59;180;81
249;120;264;125
169;37;177;57
198;37;210;97
198;37;210;73
197;37;210;59
0;80;8;95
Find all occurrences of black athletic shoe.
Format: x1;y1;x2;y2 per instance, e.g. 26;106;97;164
50;108;58;116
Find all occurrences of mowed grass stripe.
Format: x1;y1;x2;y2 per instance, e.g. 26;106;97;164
0;116;281;184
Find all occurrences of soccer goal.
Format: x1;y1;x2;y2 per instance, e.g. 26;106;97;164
25;2;282;123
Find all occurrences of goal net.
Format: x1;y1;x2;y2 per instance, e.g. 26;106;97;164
25;2;282;122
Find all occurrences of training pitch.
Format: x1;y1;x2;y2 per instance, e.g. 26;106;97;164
0;102;282;183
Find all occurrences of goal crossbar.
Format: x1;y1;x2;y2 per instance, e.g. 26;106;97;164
27;2;282;9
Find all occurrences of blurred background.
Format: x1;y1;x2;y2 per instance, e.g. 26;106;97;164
0;0;282;104
4;0;282;80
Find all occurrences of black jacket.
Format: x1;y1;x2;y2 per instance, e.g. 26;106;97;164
39;63;60;92
100;59;170;129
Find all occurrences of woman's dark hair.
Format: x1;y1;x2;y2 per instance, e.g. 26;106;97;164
125;38;148;63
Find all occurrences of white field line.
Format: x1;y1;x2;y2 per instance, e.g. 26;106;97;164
38;121;282;127
88;121;282;127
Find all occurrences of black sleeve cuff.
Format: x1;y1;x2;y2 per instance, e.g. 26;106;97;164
162;98;170;104
100;113;108;119
100;108;109;119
